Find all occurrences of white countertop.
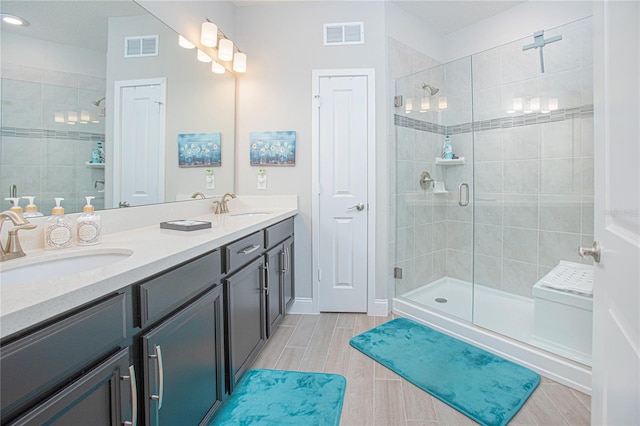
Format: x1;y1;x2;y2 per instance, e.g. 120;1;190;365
0;197;297;339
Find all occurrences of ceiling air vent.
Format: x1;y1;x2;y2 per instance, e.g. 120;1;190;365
124;35;159;58
323;22;364;45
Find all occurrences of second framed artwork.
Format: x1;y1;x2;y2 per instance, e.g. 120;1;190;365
249;131;296;166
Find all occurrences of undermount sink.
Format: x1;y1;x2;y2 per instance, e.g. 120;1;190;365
0;249;133;286
229;211;273;217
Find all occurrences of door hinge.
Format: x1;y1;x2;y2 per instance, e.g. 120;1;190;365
318;269;322;281
394;267;403;279
394;95;403;108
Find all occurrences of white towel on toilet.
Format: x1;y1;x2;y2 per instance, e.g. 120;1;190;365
539;261;594;296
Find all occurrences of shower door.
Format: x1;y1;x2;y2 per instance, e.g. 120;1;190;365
393;57;475;322
393;17;594;366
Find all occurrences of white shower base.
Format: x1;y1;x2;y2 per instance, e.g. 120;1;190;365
395;277;592;393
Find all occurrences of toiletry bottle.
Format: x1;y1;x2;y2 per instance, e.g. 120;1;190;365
77;196;101;246
442;135;453;159
44;198;73;250
5;197;23;215
22;196;44;218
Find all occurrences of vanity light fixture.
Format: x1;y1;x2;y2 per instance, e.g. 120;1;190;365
438;96;448;110
178;35;195;49
211;60;225;74
420;97;430;112
218;38;234;61
67;111;78;124
405;98;413;114
80;110;90;123
233;52;247;73
197;49;212;63
54;112;64;123
201;21;218;47
1;13;29;26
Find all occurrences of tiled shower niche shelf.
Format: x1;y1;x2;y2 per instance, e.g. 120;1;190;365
85;162;105;168
435;157;465;165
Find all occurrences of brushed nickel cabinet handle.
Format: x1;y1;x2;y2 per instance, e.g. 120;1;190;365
149;345;164;410
121;365;138;426
239;244;261;255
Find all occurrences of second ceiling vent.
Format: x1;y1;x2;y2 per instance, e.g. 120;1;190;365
323;22;364;45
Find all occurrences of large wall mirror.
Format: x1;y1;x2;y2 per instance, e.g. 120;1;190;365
0;1;235;215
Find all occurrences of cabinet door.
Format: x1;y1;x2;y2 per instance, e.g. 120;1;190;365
225;256;266;392
265;245;285;338
283;237;295;310
142;286;224;426
9;348;134;426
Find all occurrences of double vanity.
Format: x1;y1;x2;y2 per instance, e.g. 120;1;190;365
0;196;297;425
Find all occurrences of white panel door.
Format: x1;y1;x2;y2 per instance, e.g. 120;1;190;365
115;79;165;207
318;75;368;312
591;2;640;424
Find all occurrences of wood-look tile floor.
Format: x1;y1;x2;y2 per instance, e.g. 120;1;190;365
250;313;592;425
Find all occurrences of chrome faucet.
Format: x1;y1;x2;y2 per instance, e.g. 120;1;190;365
0;210;37;262
191;192;206;199
218;192;237;214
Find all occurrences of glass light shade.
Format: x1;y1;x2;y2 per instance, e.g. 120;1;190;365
211;61;225;74
218;38;234;61
178;35;195;49
405;98;413;114
80;110;90;123
201;21;218;47
530;97;540;111
54;112;64;123
197;49;212;63
233;52;247;73
438;97;448;109
67;111;78;123
513;97;523;111
420;97;430;112
549;97;559;111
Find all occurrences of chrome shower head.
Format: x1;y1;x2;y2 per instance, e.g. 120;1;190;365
422;83;439;96
92;97;106;107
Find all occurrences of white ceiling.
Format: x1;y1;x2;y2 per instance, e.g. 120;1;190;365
390;1;526;35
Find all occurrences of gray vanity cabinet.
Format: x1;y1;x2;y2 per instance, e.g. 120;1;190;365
8;348;134;426
264;218;295;338
224;231;267;392
0;293;130;425
135;249;224;426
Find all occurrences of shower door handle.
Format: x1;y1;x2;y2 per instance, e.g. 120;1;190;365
458;183;469;207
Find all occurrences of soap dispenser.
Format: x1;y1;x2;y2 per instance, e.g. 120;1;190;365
77;196;101;246
5;198;23;215
44;198;73;250
442;135;453;159
22;196;44;218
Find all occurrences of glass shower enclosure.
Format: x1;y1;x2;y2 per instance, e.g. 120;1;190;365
393;17;594;366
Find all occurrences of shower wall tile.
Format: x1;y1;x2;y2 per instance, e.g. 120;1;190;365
1;64;44;83
415;223;434;256
539;195;582;233
432;200;446;222
446;221;472;251
445;197;472;223
504;159;539;193
581;67;594;106
414;254;434;286
581;157;594;195
414;193;433;225
2;79;41;101
538;230;582;267
581;117;594;156
433;250;446;280
581;197;594;235
502;259;538;298
541;120;581;158
474;254;502;289
503;194;539;229
473;87;502;122
501;43;539;85
446;249;472;282
474;161;503;193
432;222;446;251
42;84;78;106
396;126;415;161
1;136;43;166
502;125;540;160
0;165;42;196
475;224;503;258
45;138;78;166
540;158;582;195
474;130;503;162
42;166;77;193
472;48;501;91
503;227;538;264
474;194;503;226
2;99;44;128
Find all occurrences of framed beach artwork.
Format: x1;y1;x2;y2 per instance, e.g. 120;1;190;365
178;132;221;167
249;131;296;166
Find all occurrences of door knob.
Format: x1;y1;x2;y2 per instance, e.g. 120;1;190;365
348;203;365;211
579;241;601;263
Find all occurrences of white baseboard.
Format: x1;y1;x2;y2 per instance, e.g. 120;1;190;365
369;298;390;316
287;297;317;315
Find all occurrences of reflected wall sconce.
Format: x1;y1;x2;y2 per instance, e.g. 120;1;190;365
405;98;413;114
438;97;448;110
177;18;247;73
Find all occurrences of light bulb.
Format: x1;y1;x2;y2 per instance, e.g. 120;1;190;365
233;52;247;73
197;49;212;63
211;61;225;74
201;21;218;47
178;35;195;49
218;38;233;62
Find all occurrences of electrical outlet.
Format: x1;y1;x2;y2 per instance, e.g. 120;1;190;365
257;174;267;190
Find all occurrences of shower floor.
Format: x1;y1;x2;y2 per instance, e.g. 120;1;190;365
400;277;591;366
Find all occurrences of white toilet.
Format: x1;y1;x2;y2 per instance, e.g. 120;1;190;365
532;262;593;363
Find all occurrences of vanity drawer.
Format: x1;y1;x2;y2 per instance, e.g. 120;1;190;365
139;249;221;327
0;293;127;419
264;217;294;249
225;231;264;273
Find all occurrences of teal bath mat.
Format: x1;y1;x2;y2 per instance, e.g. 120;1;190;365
350;318;539;426
210;369;346;425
